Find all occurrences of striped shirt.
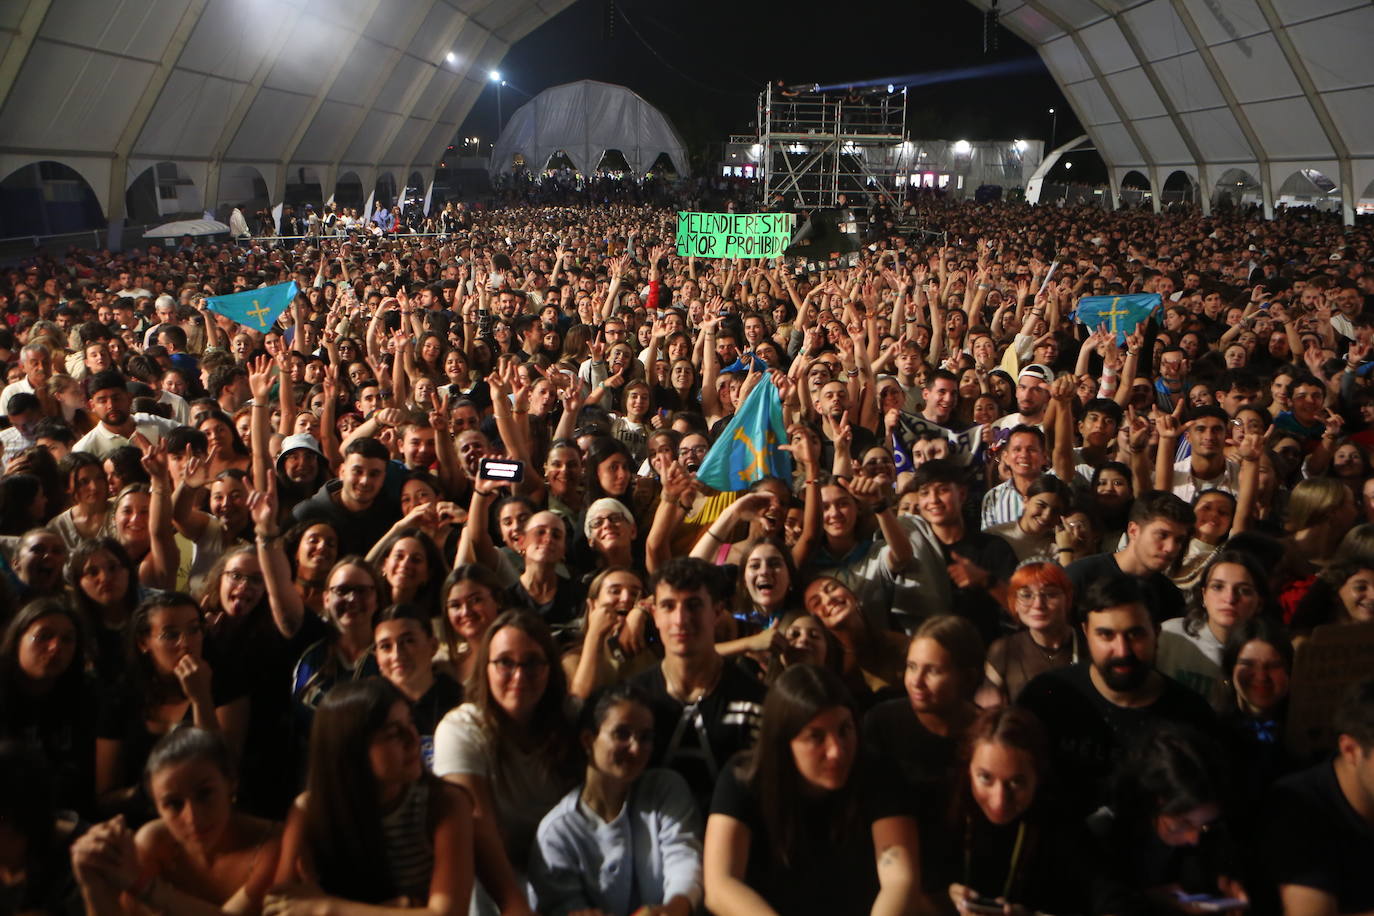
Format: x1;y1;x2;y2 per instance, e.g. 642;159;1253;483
380;780;436;902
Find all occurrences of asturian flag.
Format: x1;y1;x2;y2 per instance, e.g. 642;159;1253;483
696;374;792;492
205;280;299;332
1074;293;1161;344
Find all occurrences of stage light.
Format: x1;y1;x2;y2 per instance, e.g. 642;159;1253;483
1049;107;1055;114
953;139;971;154
887;84;895;93
489;70;501;82
1065;161;1073;170
446;52;457;64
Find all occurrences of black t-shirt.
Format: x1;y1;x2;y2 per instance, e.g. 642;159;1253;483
862;697;959;810
944;530;1019;644
629;660;765;815
412;672;463;770
925;805;1096;915
1017;664;1217;817
709;751;911;916
1065;553;1186;625
291;481;400;558
1263;758;1374;913
505;575;587;644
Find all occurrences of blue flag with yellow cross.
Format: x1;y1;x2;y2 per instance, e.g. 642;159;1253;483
696;374;793;491
205;280;299;332
1073;293;1161;344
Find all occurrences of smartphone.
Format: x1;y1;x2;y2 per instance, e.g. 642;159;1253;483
479;458;525;483
962;897;1004;916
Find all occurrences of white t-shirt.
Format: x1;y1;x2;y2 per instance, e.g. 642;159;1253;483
432;704;569;872
71;413;182;459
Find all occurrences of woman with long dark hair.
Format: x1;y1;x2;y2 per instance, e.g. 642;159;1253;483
271;679;474;913
51;451;110;549
71;727;281;913
66;537;141;681
95;592;248;818
936;707;1092;916
433;611;579;916
1090;726;1248;914
1158;549;1273;710
0;598;96;815
704;664;925;916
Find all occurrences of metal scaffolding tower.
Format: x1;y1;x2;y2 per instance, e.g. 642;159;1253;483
758;83;907;210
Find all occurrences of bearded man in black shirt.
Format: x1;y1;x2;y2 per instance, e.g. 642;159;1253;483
1018;574;1217;817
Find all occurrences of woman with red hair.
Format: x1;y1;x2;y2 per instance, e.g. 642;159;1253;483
977;562;1080;706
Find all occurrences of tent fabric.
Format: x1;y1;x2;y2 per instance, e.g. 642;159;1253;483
488;80;689;177
0;0;572;222
963;0;1374;218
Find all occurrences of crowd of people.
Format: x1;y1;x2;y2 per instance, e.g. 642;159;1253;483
1;191;1373;916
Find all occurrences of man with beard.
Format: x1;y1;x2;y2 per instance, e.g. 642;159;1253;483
991;363;1053;431
292;437;399;556
1065;490;1192;625
1018;574;1216;818
71;369;180;458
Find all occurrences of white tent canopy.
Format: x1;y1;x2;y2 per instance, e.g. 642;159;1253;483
488;80;689;178
965;0;1374;223
0;0;572;229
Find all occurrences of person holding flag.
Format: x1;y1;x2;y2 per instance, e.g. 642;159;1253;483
203;280;300;336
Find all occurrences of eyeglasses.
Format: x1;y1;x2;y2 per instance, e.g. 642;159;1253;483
329;584;375;600
590;515;628;529
1015;588;1065;604
489;656;549;676
226;570;265;586
679;445;708;457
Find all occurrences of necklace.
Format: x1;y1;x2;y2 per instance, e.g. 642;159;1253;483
1028;629;1071;662
663;655;722;705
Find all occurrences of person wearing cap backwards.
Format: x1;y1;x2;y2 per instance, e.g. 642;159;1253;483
991;363;1054;431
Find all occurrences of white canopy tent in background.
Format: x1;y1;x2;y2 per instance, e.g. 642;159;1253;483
964;0;1374;223
488;80;689;178
0;0;572;240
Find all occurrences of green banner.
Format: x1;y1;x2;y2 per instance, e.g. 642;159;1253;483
675;212;795;259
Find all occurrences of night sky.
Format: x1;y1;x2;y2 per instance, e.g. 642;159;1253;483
457;0;1095;178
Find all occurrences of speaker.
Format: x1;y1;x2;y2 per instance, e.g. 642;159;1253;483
783;208;862;260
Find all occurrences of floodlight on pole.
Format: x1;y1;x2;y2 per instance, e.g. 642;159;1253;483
489;71;505;135
1048;107;1057;149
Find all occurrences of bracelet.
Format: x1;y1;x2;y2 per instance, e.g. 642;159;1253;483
255;530;281;541
845;368;859;378
677;500;694;512
1056;547;1074;553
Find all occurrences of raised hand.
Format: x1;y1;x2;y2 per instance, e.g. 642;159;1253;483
247;354;275;402
248;475;278;534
